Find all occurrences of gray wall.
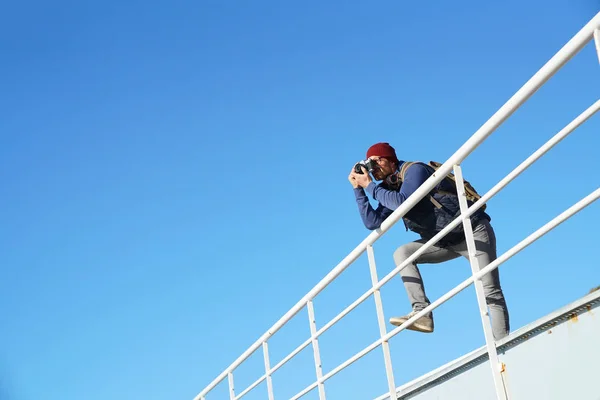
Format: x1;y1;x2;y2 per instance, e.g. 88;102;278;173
401;306;599;400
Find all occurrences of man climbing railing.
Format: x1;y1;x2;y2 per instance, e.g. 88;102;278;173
195;12;600;400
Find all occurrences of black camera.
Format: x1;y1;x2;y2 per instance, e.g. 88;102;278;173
354;159;377;174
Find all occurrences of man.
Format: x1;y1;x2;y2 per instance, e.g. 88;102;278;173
348;142;510;340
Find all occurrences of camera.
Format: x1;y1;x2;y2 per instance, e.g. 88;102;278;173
354;159;377;174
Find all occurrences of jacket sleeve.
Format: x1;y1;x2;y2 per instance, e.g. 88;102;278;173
354;187;394;230
365;163;431;210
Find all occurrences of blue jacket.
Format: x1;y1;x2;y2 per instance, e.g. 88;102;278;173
353;161;490;245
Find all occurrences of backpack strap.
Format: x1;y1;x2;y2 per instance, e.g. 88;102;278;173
398;161;444;209
398;161;414;182
427;161;486;212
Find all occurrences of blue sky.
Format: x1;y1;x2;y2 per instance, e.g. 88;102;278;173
1;1;599;399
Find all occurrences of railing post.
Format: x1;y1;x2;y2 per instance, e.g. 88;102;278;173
262;342;275;400
453;165;509;400
594;29;600;64
228;372;235;400
307;301;326;399
366;244;397;399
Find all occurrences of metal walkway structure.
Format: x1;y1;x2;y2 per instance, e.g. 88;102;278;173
374;289;600;400
195;12;600;400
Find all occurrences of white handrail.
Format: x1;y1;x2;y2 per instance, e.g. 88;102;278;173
290;188;599;399
194;12;600;400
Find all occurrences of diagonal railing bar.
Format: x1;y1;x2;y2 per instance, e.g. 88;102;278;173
368;99;600;306
290;188;600;399
288;97;600;373
270;338;312;374
215;97;599;400
382;188;598;360
369;12;600;241
229;97;599;400
259;98;599;399
194;12;600;400
234;374;264;400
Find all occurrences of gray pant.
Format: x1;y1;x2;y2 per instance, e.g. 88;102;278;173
393;219;510;340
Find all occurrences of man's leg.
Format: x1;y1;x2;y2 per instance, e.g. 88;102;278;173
450;219;510;340
391;239;460;331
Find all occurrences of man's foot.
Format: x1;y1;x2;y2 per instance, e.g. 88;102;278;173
389;310;434;333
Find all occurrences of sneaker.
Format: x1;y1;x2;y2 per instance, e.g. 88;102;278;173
389;310;434;333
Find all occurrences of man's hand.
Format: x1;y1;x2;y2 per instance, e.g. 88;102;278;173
349;166;372;189
348;167;360;188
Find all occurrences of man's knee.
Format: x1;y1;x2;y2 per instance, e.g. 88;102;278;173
394;243;422;281
393;244;413;266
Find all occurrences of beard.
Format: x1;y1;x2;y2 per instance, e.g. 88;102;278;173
372;167;388;181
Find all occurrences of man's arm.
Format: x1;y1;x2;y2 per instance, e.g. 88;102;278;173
354;187;394;230
365;163;431;210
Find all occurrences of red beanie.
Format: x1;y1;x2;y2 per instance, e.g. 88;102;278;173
366;142;398;164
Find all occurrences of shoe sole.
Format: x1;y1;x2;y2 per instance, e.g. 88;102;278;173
389;319;434;333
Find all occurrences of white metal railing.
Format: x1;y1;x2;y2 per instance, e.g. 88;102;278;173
195;12;600;400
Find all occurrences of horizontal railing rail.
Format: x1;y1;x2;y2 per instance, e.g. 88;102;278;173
285;98;600;399
195;12;600;400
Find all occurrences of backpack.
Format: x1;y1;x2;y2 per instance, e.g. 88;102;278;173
398;161;486;212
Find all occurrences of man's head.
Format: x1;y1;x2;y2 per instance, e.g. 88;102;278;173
366;142;399;181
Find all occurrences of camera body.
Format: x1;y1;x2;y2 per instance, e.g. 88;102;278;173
354;159;377;174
